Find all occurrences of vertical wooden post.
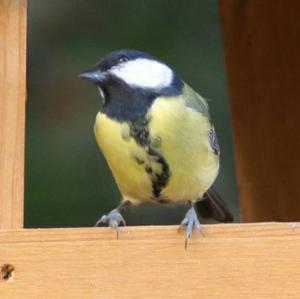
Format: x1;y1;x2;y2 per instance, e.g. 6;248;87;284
220;0;300;221
0;0;27;228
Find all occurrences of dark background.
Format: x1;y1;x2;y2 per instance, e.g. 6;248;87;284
25;0;239;228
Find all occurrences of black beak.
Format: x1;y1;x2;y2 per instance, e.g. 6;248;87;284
79;69;106;84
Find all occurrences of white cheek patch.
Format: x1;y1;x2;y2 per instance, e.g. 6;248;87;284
110;58;173;89
97;87;105;98
97;87;105;104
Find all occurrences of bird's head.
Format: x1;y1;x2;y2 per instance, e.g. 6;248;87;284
80;50;183;120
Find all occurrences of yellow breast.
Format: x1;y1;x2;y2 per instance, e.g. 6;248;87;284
94;94;219;204
94;113;153;204
148;96;219;202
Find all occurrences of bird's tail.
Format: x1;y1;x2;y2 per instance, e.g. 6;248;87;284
196;187;234;223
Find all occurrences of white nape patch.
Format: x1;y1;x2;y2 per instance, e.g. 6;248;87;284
110;58;173;89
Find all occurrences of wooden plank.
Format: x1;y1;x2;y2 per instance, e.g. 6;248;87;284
220;0;300;221
0;223;300;298
0;0;27;228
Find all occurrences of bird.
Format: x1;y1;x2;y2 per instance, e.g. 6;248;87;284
80;49;233;248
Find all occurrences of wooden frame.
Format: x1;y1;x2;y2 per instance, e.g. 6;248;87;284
1;1;300;298
220;0;300;222
1;224;300;298
0;0;26;229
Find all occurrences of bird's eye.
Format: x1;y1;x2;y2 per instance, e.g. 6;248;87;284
118;56;129;63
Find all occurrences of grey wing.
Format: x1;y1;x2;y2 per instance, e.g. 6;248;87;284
209;126;220;155
183;83;209;117
183;83;220;155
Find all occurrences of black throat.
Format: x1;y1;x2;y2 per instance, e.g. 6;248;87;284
100;78;155;121
100;75;183;122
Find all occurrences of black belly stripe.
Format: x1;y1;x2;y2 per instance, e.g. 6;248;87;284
129;115;170;199
146;147;170;198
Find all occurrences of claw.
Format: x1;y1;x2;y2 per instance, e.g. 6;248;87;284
179;203;204;250
95;208;126;239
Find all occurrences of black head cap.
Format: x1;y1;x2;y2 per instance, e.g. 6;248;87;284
95;49;158;72
79;49;183;121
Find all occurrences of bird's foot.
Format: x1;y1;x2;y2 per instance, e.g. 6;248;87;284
95;208;126;239
179;203;204;250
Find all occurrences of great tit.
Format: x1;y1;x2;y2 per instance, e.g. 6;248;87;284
80;49;233;248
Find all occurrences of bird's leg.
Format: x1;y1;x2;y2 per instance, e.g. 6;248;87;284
94;200;129;239
179;201;204;250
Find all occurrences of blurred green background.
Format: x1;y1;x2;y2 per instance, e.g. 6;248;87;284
25;0;240;228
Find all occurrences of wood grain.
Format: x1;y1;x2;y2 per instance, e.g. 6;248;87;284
0;0;26;228
220;0;300;221
0;224;300;298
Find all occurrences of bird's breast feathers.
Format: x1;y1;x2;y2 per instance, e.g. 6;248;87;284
94;85;219;204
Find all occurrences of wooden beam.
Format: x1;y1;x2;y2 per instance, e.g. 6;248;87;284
220;0;300;221
0;0;27;228
0;224;300;298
